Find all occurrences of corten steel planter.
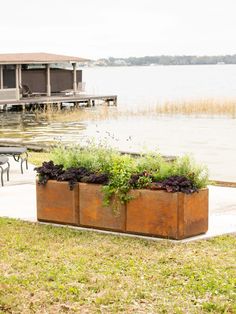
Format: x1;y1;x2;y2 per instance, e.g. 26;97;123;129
36;180;79;225
126;188;208;240
79;183;126;232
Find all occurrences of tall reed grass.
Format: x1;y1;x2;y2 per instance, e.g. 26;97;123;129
158;99;236;117
36;99;236;123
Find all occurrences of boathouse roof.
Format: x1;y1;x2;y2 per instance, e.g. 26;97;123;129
0;52;88;65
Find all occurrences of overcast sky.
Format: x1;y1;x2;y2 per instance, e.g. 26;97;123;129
1;0;236;59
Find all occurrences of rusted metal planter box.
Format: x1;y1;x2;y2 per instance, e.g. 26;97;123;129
36;180;79;225
126;188;208;239
36;180;208;240
79;183;126;232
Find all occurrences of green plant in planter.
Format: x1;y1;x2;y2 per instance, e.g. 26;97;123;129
136;152;209;189
136;152;164;173
51;145;98;170
173;155;209;189
48;144;209;211
51;145;137;209
51;143;117;173
102;154;137;209
137;152;174;181
135;174;153;189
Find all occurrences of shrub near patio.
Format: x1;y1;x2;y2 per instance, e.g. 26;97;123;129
35;144;209;239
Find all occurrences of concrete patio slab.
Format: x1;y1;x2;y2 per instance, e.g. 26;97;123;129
0;157;36;221
0;157;235;242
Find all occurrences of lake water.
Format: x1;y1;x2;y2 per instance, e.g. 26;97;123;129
83;65;236;107
1;65;236;182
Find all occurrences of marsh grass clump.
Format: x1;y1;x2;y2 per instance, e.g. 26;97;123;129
35;144;209;208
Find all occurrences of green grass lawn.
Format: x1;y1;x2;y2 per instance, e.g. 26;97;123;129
0;218;235;313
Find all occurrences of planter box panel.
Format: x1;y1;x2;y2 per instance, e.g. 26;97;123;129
36;181;79;225
79;183;126;231
127;189;208;239
178;188;208;239
126;190;179;238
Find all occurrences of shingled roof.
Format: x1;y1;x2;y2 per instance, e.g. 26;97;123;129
0;52;89;64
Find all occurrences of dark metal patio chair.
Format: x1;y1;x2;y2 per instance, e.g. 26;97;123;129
0;156;10;186
0;147;28;174
21;84;32;97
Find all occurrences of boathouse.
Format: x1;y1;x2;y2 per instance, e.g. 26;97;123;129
0;52;87;103
0;52;117;109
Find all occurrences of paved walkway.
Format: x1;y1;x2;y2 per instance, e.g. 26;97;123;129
0;157;235;242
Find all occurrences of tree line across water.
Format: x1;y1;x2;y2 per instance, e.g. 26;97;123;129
94;55;236;66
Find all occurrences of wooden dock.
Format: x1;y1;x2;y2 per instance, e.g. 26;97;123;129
0;94;117;111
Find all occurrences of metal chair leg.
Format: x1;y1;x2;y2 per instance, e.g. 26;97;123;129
0;166;3;186
19;152;28;174
25;152;28;170
7;162;10;181
20;158;24;174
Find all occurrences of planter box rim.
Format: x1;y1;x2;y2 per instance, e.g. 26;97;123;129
129;187;208;194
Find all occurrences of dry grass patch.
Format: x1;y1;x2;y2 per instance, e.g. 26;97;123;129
0;218;235;313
